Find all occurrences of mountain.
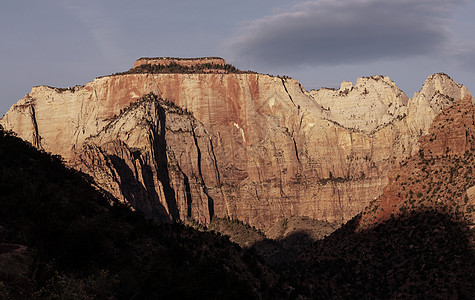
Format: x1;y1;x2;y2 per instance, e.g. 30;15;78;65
0;57;472;230
2;57;474;298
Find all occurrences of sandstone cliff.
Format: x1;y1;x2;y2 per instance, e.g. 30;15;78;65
0;59;471;228
74;94;220;224
309;75;409;133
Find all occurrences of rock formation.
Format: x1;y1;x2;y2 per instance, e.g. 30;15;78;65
0;58;471;228
309;75;409;133
360;95;475;227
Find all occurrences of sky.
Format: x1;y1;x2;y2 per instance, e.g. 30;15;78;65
1;0;475;116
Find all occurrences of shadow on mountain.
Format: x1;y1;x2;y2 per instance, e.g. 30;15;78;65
251;231;316;266
153;102;180;220
284;211;475;299
2;126;474;299
108;154;171;223
0;129;283;299
208;216;340;267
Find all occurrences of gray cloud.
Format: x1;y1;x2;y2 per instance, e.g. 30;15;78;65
225;0;467;67
446;38;475;69
58;1;130;67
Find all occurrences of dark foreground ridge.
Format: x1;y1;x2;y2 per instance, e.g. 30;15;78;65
0;128;282;299
1;124;474;299
287;211;475;299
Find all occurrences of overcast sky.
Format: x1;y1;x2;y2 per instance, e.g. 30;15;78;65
1;0;474;116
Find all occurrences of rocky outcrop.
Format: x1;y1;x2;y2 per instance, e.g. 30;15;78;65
73;94;220;224
309;75;409;133
0;60;471;228
360;95;475;227
407;73;472;137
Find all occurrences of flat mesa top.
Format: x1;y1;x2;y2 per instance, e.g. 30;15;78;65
133;57;227;68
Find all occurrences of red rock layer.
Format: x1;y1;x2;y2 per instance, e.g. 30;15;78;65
0;70;471;229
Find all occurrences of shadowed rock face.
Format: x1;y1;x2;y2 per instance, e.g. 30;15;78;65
0;59;471;229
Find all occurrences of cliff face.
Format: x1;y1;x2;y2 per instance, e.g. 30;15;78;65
73;94;220;224
0;60;471;228
309;75;409;133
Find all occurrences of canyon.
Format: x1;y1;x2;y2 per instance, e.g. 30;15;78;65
0;58;472;229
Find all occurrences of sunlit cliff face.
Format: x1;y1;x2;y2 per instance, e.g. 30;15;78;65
1;59;471;228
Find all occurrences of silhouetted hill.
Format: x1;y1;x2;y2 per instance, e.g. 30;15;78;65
0;127;282;299
290;211;475;299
